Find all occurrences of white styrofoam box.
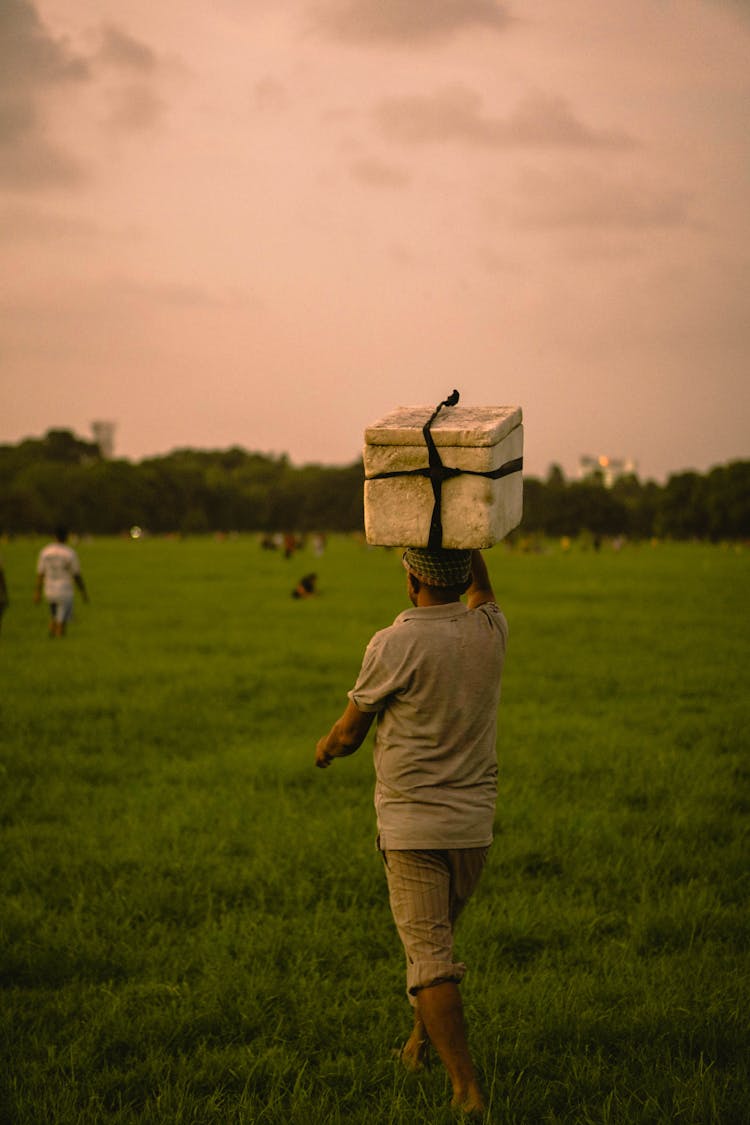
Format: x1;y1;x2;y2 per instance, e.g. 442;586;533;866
364;404;523;549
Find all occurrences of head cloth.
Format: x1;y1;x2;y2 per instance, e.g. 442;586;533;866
402;547;472;588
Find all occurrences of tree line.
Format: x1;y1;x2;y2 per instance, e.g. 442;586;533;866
0;429;747;540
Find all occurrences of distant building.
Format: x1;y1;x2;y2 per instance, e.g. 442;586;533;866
579;454;637;487
91;421;116;459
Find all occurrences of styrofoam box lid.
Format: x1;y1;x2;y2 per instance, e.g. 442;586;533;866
365;405;522;448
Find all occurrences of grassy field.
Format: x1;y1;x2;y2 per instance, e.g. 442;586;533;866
1;534;748;1124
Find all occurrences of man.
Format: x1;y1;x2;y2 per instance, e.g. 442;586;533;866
34;526;89;638
315;547;508;1116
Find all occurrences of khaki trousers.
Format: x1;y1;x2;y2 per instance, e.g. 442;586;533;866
382;846;490;1001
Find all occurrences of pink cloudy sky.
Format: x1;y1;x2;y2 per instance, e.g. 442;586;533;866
1;0;748;480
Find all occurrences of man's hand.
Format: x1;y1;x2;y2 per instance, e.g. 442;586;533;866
315;701;375;769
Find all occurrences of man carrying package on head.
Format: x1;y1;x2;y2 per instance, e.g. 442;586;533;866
315;546;507;1118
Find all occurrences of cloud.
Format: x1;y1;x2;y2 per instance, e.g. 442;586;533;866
350;157;410;188
0;0;89;188
0;205;100;242
0;99;36;144
0;134;84;190
376;87;637;150
310;0;513;45
511;168;694;231
0;0;89;90
0;4;167;187
98;25;158;74
107;84;164;131
95;23;167;132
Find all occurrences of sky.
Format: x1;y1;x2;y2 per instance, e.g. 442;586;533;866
1;0;748;481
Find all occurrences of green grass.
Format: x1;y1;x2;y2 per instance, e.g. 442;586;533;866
1;535;748;1123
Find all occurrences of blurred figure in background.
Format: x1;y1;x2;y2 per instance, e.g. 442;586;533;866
312;532;326;557
34;526;89;638
292;573;318;600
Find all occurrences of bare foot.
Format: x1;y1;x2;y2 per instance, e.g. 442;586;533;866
450;1089;485;1117
397;1020;431;1072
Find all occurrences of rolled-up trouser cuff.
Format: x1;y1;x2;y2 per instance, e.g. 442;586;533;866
407;957;466;997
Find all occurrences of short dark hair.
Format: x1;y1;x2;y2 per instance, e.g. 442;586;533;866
54;525;69;542
410;575;471;602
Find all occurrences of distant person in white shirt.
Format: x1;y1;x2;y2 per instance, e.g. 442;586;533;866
34;526;89;638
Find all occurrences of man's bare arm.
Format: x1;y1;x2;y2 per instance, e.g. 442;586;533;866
315;700;375;769
465;549;497;609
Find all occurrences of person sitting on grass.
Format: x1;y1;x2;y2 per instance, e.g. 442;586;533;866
292;573;318;600
315;547;508;1117
34;525;89;638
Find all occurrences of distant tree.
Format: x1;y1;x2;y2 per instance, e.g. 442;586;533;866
138;458;209;533
0;429;746;539
516;477;546;534
703;461;750;540
570;480;628;535
656;471;708;538
42;429;101;464
634;480;661;539
610;473;658;538
9;462;79;532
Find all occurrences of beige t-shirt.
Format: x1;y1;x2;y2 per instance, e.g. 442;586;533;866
349;600;508;850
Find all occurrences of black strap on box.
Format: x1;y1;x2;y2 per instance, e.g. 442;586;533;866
368;389;523;549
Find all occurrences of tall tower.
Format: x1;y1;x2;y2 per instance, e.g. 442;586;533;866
91;421;116;459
